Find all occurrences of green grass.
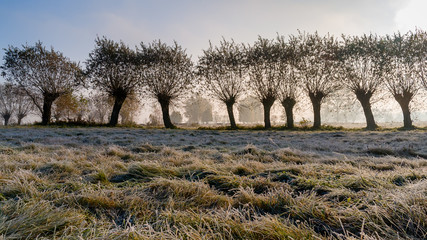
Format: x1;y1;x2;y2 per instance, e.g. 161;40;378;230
0;132;426;239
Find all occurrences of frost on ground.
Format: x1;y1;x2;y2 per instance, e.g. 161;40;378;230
0;127;426;239
1;127;427;156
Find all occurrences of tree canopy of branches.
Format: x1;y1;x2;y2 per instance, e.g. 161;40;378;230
382;31;424;129
1;42;82;125
86;37;141;126
276;35;301;128
0;83;16;125
339;34;386;130
294;32;341;128
246;37;283;129
198;39;246;129
139;40;194;129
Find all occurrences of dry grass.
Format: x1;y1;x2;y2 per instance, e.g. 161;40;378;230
0;128;426;239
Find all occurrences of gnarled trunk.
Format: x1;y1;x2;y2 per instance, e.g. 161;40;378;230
309;91;324;129
355;90;377;130
225;100;237;129
17;114;25;125
109;95;126;126
41;94;58;125
281;97;296;128
2;114;11;126
159;97;175;129
262;97;275;129
393;91;413;129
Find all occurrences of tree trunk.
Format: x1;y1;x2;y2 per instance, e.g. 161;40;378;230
394;92;413;129
109;95;126;126
225;102;237;129
355;91;377;130
309;92;324;129
159;98;175;129
281;97;296;128
3;114;11;126
262;97;275;129
41;95;57;125
17;114;25;125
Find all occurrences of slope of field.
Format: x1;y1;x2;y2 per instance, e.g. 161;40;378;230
0;127;426;239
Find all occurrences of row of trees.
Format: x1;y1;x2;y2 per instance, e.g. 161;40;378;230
199;31;427;130
2;30;427;129
0;81;263;126
0;82;141;126
0;83;33;125
1;39;194;128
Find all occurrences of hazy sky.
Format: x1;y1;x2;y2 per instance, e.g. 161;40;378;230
1;0;427;81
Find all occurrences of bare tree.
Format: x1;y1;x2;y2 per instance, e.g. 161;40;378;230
86;37;141;126
14;86;34;125
382;31;423;129
238;96;263;124
246;37;283;129
87;92;111;124
294;32;341;128
0;83;15;125
198;39;246;129
1;42;82;125
339;34;385;130
184;95;213;124
139;40;194;129
277;35;301;128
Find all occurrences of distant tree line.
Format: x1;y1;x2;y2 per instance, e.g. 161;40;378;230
1;30;427;129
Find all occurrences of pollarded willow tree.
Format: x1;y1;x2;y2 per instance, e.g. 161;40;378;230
276;35;301;128
246;37;283;129
382;31;424;129
339;34;386;130
295;32;341;128
198;39;246;129
139;40;194;129
86;37;141;126
0;83;16;126
1;42;82;125
14;86;34;125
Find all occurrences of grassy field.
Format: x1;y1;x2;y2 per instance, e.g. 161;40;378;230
0;127;426;239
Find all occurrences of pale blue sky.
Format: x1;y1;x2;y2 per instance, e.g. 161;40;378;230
1;0;426;83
